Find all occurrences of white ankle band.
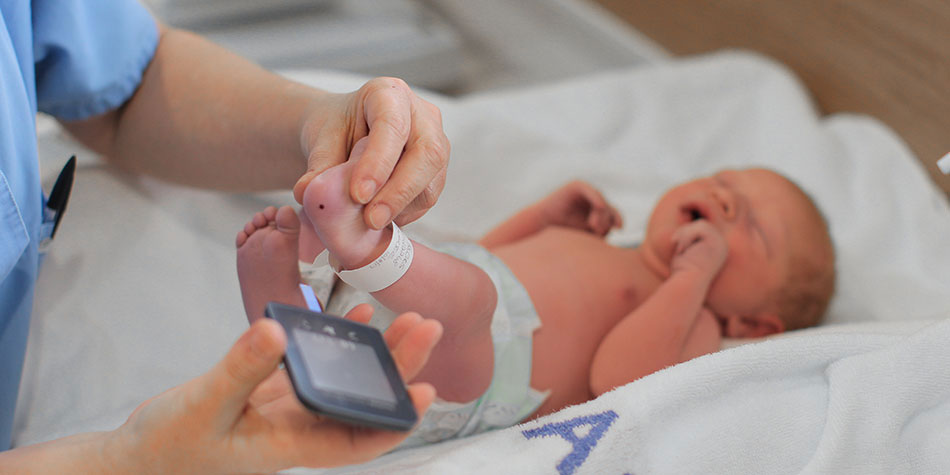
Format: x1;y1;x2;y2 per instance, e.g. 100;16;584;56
327;222;414;292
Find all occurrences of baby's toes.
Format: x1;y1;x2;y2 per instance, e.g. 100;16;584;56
251;211;270;229
274;206;301;234
244;220;260;237
235;230;249;248
262;206;278;220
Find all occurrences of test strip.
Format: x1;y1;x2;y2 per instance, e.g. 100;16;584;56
299;283;322;312
939;152;950;175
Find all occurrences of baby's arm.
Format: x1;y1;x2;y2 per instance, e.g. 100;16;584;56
479;180;621;249
589;220;726;397
679;307;724;361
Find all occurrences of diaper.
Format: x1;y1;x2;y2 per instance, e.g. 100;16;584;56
299;241;549;448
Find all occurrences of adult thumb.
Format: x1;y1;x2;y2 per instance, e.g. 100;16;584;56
293;129;349;204
201;319;287;429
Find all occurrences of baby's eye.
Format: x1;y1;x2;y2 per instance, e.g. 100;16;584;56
690;209;703;221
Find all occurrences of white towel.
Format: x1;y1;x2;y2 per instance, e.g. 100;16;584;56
334;318;949;474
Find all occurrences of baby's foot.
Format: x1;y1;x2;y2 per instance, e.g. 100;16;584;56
236;206;306;323
297;207;326;264
301;138;390;270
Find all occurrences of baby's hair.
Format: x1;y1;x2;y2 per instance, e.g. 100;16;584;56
773;179;836;331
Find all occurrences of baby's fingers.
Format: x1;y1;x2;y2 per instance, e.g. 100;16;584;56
607;203;623;230
586;208;613;236
579;189;621;236
671;220;710;254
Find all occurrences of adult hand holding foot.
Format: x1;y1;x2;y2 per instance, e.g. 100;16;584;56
1;0;454;466
293;77;450;230
0;306;442;473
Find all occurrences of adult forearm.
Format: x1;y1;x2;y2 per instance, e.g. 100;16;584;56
0;430;134;473
73;26;326;191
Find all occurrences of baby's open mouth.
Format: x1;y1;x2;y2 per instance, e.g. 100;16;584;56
682;204;706;223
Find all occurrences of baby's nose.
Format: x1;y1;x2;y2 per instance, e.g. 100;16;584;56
711;188;737;220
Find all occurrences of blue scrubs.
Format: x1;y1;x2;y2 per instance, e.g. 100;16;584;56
0;0;157;450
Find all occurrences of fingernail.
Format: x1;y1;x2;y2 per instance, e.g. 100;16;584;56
356;179;377;204
368;204;392;229
293;172;316;203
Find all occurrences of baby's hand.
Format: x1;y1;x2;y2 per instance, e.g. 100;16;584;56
670;220;727;282
538;180;623;236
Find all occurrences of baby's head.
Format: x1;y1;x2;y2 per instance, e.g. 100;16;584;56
643;168;835;337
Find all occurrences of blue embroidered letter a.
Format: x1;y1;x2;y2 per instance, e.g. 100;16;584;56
522;410;618;475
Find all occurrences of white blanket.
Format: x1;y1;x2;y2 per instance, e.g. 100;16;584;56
16;51;950;474
331;319;949;474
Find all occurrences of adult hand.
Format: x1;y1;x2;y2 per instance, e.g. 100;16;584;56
113;305;442;473
294;78;450;230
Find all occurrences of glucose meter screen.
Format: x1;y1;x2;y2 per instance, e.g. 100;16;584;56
292;328;397;406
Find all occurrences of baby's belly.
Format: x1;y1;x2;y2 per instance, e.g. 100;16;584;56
493;228;641;416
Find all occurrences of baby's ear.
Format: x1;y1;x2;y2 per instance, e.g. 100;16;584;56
720;312;785;338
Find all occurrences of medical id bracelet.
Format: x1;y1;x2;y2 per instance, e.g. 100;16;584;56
327;222;414;292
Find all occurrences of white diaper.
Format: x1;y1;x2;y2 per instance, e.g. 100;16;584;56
299;241;548;448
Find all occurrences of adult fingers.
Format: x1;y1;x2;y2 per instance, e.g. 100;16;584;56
347;308;440;379
341;383;438;463
347;308;440;378
390;165;447;227
347;78;412;209
199;319;287;431
354;382;436;457
343;382;437;459
293;382;437;468
382;311;424;349
342;303;375;325
247;370;293;408
294;92;364;203
407;382;436;421
358;93;449;229
390;318;443;381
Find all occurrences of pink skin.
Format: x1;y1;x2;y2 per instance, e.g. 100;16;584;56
235;206;307;322
299;138;390;269
237;139;385;324
237;137;497;403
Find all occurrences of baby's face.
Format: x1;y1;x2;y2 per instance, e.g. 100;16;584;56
643;168;824;319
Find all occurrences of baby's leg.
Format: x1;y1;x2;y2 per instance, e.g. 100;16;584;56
303;141;497;403
236;206;307;323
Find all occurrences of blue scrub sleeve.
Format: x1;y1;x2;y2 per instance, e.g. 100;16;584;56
32;0;159;121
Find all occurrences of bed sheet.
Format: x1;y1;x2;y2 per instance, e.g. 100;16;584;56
14;51;950;473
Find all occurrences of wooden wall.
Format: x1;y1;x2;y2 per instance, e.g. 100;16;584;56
592;0;950;193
